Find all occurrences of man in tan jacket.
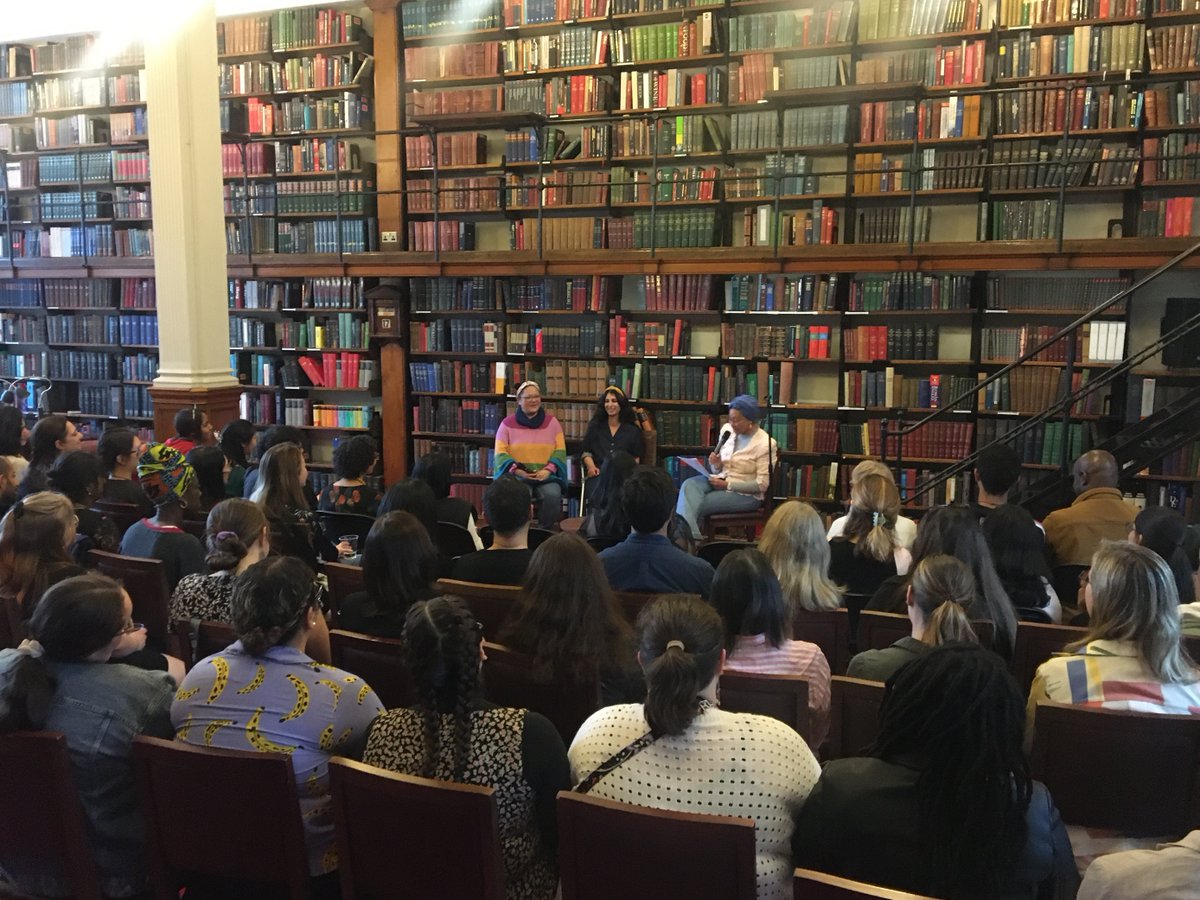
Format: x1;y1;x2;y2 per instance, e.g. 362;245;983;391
1043;450;1138;568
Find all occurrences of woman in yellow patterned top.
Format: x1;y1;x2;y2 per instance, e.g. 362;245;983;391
170;556;383;891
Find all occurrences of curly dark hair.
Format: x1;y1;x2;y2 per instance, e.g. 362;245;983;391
333;434;377;481
588;387;636;428
404;596;484;782
230;556;316;655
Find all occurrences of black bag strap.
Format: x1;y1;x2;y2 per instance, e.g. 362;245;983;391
573;731;658;795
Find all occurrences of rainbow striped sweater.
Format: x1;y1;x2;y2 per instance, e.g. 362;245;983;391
493;414;568;484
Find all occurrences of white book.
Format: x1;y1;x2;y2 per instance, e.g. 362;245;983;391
1087;321;1100;362
1140;377;1156;419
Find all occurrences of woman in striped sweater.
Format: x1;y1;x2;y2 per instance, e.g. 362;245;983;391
493;381;568;528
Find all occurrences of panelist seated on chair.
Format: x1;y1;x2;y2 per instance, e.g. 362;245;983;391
794;644;1079;900
493;381;568;530
599;467;715;599
676;394;771;541
362;595;571;900
450;477;534;586
0;574;176;898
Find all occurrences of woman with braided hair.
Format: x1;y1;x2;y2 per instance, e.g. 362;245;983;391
794;643;1078;899
362;596;570;900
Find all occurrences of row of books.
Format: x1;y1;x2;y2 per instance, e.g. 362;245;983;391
410;360;501;395
996;25;1146;79
217;8;365;55
413;440;496;480
858;0;987;39
738;203;840;248
122;353;157;383
1000;0;1144;27
844;324;941;361
413;397;504;435
45;349;115;380
228;313;371;351
222;176;376;216
655;412;717;446
844;369;976;410
221;140;365;177
1147;23;1200;70
508;322;609;356
852;148;986;193
721;323;835;359
849;274;971;311
224;217;377;254
978;417;1096;467
219;53;371;96
2;225;152;259
840;419;976;460
856;40;988;88
40;313;157;346
730;5;855;52
981;321;1127;362
1139;196;1200;236
224;93;372;136
0;277;153;310
1143;134;1200;182
991;138;1138;190
1144;80;1200;128
505;29;609;73
610;316;693;356
506;358;611;398
227;277;368;311
779;461;841;502
986;275;1129;312
725;274;837;313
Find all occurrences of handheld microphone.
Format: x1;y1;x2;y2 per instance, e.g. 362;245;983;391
714;428;732;455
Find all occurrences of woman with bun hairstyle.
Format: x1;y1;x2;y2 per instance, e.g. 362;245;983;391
847;554;979;682
568;594;820;900
1131;505;1196;605
580;386;644;480
827;474;912;597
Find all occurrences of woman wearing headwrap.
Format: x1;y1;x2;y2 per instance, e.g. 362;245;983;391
493;381;568;529
118;444;206;590
676;394;773;540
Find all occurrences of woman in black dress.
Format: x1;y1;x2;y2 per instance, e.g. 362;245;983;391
580;386;644;490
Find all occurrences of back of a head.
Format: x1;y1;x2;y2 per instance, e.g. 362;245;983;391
636;594;724;736
975;444;1022;497
412;451;452;499
873;643;1030;899
845;473;900;562
47;450;104;505
333;435;377;481
205;498;267;572
621;465;676;535
759;500;842;612
910;555;977;647
377;478;439;536
1086;540;1195;683
1074;449;1119;492
981;504;1051;583
97;427;137;474
483;476;531;537
220;419;255;468
252;442;306;512
1135;506;1196;604
930;508;1016;652
850;459;895;487
187;445;227;504
0;404;24;457
137;443;197;510
712;548;788;652
230;556;315;655
28;415;68;467
0;492;75;597
174;407;203;440
362;511;437;610
257;425;304;460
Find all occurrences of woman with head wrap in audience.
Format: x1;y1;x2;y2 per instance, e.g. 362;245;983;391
847;554;979;682
119;444;205;591
758;500;844;615
0;574;175;898
569;594;820;900
794;643;1079;900
172;556;382;893
363;595;571;900
827;473;912;598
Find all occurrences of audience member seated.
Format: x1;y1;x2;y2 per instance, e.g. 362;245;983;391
252;442;349;572
377;477;444;564
19;415;82;499
163;407;214;457
494;381;568;530
676;394;771;541
172;556;383;890
1131;505;1197;605
413;450;483;549
0;575;175;898
501;532;643;704
569;594;820;900
1043;450;1138;568
120;445;206;591
759;500;844;615
0;492;84;633
317;434;382;517
794;644;1078;899
969;443;1023;524
1077;831;1200;900
0;457;19;522
48;450;121;564
186;445;228;513
169;498;270;625
580;386;645;484
1181;526;1200;636
599;466;715;598
712;548;831;745
580;450;636;541
1026;541;1200;746
847;555;978;682
450;477;533;585
340;511;438;638
363;596;570;900
219;418;255;499
827;474;912;597
826;460;917;548
0;404;29;485
868;505;1018;657
98;426;152;518
983;504;1063;622
241;424;310;502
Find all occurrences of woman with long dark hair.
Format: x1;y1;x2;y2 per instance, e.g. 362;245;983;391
219;418;256;499
0;404;29;484
568;594;820;900
97;427;152;517
363;596;570;900
340;511;438;637
413;450;480;546
19;414;82;498
580;449;636;541
794;644;1078;899
186;445;229;513
0;491;80;633
580;386;644;481
501;532;642;703
983;504;1063;622
47;449;121;562
1131;505;1197;605
317;434;381;516
251;442;349;570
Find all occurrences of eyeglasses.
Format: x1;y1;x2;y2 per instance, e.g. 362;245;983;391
120;620;144;635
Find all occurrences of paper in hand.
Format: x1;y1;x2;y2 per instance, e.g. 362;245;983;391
681;456;711;477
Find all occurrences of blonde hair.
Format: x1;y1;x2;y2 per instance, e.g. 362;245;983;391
842;474;900;563
1076;541;1197;684
911;555;978;646
850;459;895;486
759;501;844;613
0;491;76;608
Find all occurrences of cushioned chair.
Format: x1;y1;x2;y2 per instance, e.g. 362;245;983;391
313;510;375;547
527;526;556;550
558;792;757;900
435;520;478;558
323;561;365;626
793;868;937;899
1010;621;1088;696
132;736;311;899
481;641;600;744
434;578;523;640
87;549;171;651
329;759;505;900
0;732;104;900
719;671;812;749
697;540;756;568
328;629;413;709
1030;702;1200;836
827;676;886;761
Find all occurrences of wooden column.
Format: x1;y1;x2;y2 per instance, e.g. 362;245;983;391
368;0;403;248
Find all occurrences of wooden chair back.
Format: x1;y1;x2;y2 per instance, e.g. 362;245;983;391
856;611;911;654
793;869;937;899
1030;702;1200;836
827;676;887;760
558;791;757;900
91;500;141;540
329;759;505;900
132;736;311;899
793;609;851;677
697;540;756;568
323;561;365;627
1010;621;1089;696
527;526;556;551
611;591;699;626
196;620;238;662
178;515;206;540
585;535;622;552
0;732;104;900
87;549;171;650
482;641;601;744
435;520;478;559
719;672;812;748
328;629;413;709
435;578;523;639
